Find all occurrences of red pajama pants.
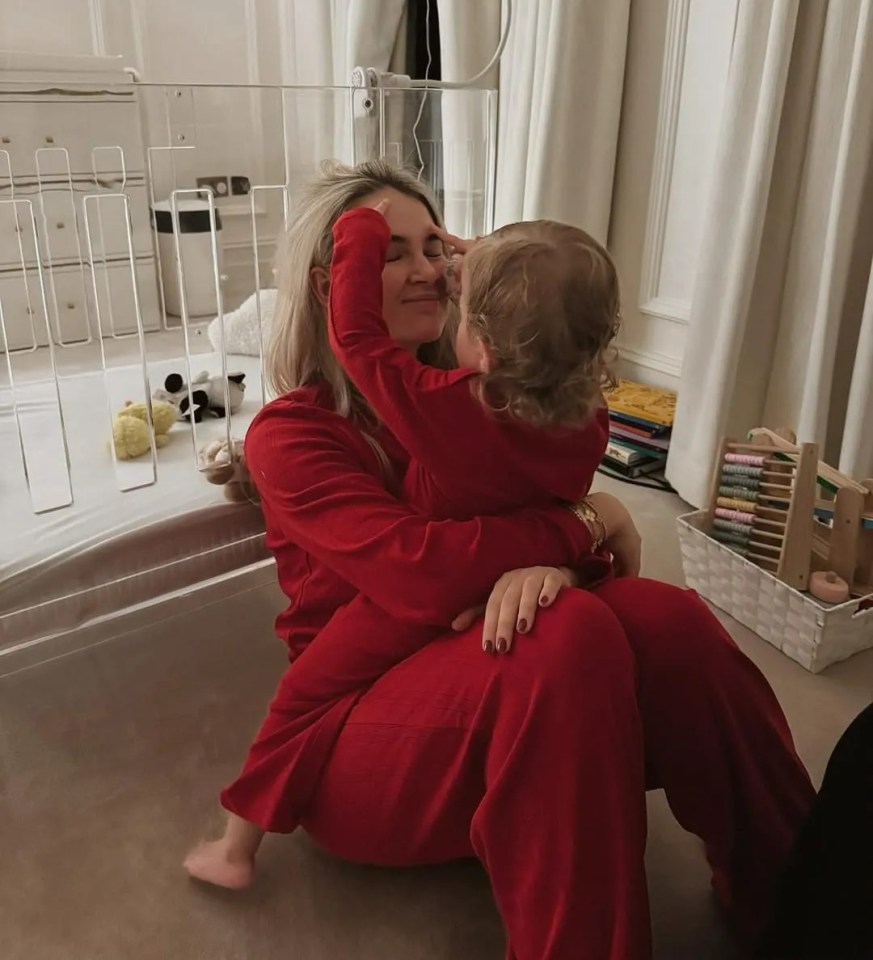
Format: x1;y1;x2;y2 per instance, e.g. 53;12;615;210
297;580;814;960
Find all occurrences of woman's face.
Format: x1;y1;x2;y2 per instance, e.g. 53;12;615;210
361;188;450;350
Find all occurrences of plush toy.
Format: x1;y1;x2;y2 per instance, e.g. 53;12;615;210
154;372;208;422
199;438;259;503
154;371;246;422
207;288;278;356
111;400;177;460
193;370;246;418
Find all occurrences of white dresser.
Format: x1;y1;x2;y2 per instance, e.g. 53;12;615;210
0;51;159;352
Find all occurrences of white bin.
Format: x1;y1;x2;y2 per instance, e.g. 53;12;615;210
677;510;873;673
151;199;223;318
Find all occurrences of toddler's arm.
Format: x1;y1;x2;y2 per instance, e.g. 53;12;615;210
329;208;499;499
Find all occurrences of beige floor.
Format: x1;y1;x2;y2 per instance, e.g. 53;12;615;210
1;474;872;960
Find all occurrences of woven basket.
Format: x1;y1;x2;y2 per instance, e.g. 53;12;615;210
677;511;873;673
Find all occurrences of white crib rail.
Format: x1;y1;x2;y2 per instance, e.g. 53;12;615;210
0;81;495;514
0;196;73;513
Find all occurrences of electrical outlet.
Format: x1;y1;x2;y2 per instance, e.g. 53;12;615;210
196;176;230;199
195;175;251;201
231;176;251;196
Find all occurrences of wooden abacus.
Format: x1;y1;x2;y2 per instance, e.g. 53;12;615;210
705;437;819;591
749;428;873;597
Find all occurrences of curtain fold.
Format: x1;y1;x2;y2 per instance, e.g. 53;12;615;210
666;0;873;505
438;0;630;241
280;0;407;170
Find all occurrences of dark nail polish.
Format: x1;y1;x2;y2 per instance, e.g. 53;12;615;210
517;619;527;633
483;640;494;653
539;596;551;607
496;638;507;653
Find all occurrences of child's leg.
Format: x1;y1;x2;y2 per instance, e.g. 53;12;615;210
183;813;263;889
186;597;439;883
218;598;439;833
286;594;441;704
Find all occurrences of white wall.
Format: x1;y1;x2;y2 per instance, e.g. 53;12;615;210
0;0;99;55
609;0;739;388
0;0;278;81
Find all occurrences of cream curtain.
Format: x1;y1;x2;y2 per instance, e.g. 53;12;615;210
279;0;406;85
438;0;630;242
666;0;873;506
280;0;407;169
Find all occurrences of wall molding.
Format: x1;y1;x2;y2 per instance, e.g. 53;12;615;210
277;0;293;84
639;294;690;325
88;0;107;57
126;0;145;74
242;0;267;187
638;0;692;326
619;344;682;379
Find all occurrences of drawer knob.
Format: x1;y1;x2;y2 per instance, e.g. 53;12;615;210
1;136;9;144
56;221;65;229
45;135;55;144
66;302;76;310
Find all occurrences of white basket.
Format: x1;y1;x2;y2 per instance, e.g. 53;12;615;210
677;511;873;673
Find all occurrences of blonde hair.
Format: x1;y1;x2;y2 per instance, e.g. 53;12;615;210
266;159;455;426
463;220;620;428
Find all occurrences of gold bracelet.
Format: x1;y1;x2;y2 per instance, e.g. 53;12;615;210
568;499;608;552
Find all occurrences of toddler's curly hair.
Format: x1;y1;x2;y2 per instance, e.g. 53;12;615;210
462;220;620;428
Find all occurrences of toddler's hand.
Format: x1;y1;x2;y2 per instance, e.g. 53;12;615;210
435;228;479;303
434;226;478;256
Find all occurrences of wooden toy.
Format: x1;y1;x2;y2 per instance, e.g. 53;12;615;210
748;429;873;597
704;428;873;599
705;436;819;592
682;428;873;673
809;571;851;605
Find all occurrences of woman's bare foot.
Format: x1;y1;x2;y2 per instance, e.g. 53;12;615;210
183;840;255;890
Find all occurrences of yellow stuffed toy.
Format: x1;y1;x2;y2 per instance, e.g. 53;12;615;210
112;400;178;460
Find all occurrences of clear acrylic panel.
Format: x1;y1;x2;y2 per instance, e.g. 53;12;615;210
0;79;495;650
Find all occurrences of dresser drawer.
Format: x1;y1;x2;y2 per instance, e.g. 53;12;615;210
0;265;88;350
90;257;161;339
0;181;153;269
0;97;145;179
0;258;160;352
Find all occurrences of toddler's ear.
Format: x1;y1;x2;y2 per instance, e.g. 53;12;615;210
477;341;494;374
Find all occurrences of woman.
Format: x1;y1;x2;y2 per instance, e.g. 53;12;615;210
196;160;814;960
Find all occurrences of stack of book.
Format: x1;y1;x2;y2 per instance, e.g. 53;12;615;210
602;379;676;480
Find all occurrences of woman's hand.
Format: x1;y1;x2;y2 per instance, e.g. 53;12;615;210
451;566;578;654
584;492;642;578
